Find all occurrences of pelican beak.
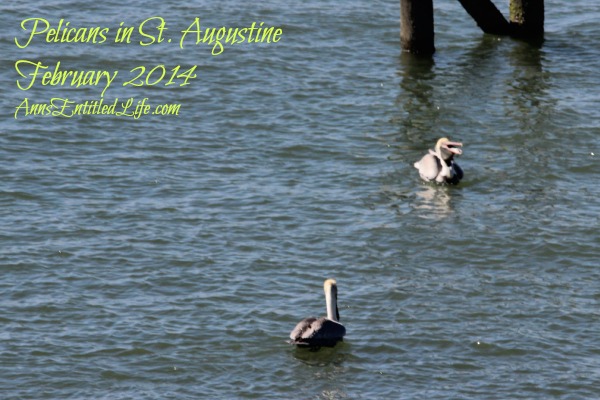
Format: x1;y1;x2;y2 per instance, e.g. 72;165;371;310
443;141;463;155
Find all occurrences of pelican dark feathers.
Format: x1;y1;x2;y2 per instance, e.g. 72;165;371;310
289;278;346;348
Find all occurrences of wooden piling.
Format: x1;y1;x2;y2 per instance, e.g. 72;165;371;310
399;0;545;55
457;0;510;35
400;0;435;55
509;0;545;42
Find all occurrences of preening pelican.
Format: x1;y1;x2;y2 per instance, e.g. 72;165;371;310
414;137;463;184
289;278;346;348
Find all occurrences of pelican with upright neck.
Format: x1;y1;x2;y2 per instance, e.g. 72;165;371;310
289;279;346;348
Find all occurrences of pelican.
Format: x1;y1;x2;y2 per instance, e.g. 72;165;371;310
414;137;463;184
289;278;346;348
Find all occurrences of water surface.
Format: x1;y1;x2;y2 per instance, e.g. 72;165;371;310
1;0;599;398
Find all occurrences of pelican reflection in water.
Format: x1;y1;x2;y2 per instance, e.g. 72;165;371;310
289;278;346;348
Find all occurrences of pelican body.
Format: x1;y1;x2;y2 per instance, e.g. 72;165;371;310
414;137;463;184
289;279;346;348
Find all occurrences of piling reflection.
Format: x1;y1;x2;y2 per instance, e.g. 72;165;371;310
505;40;558;186
505;41;552;131
396;52;436;145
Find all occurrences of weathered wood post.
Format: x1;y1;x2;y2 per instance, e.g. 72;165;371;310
509;0;544;41
456;0;510;35
400;0;435;55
